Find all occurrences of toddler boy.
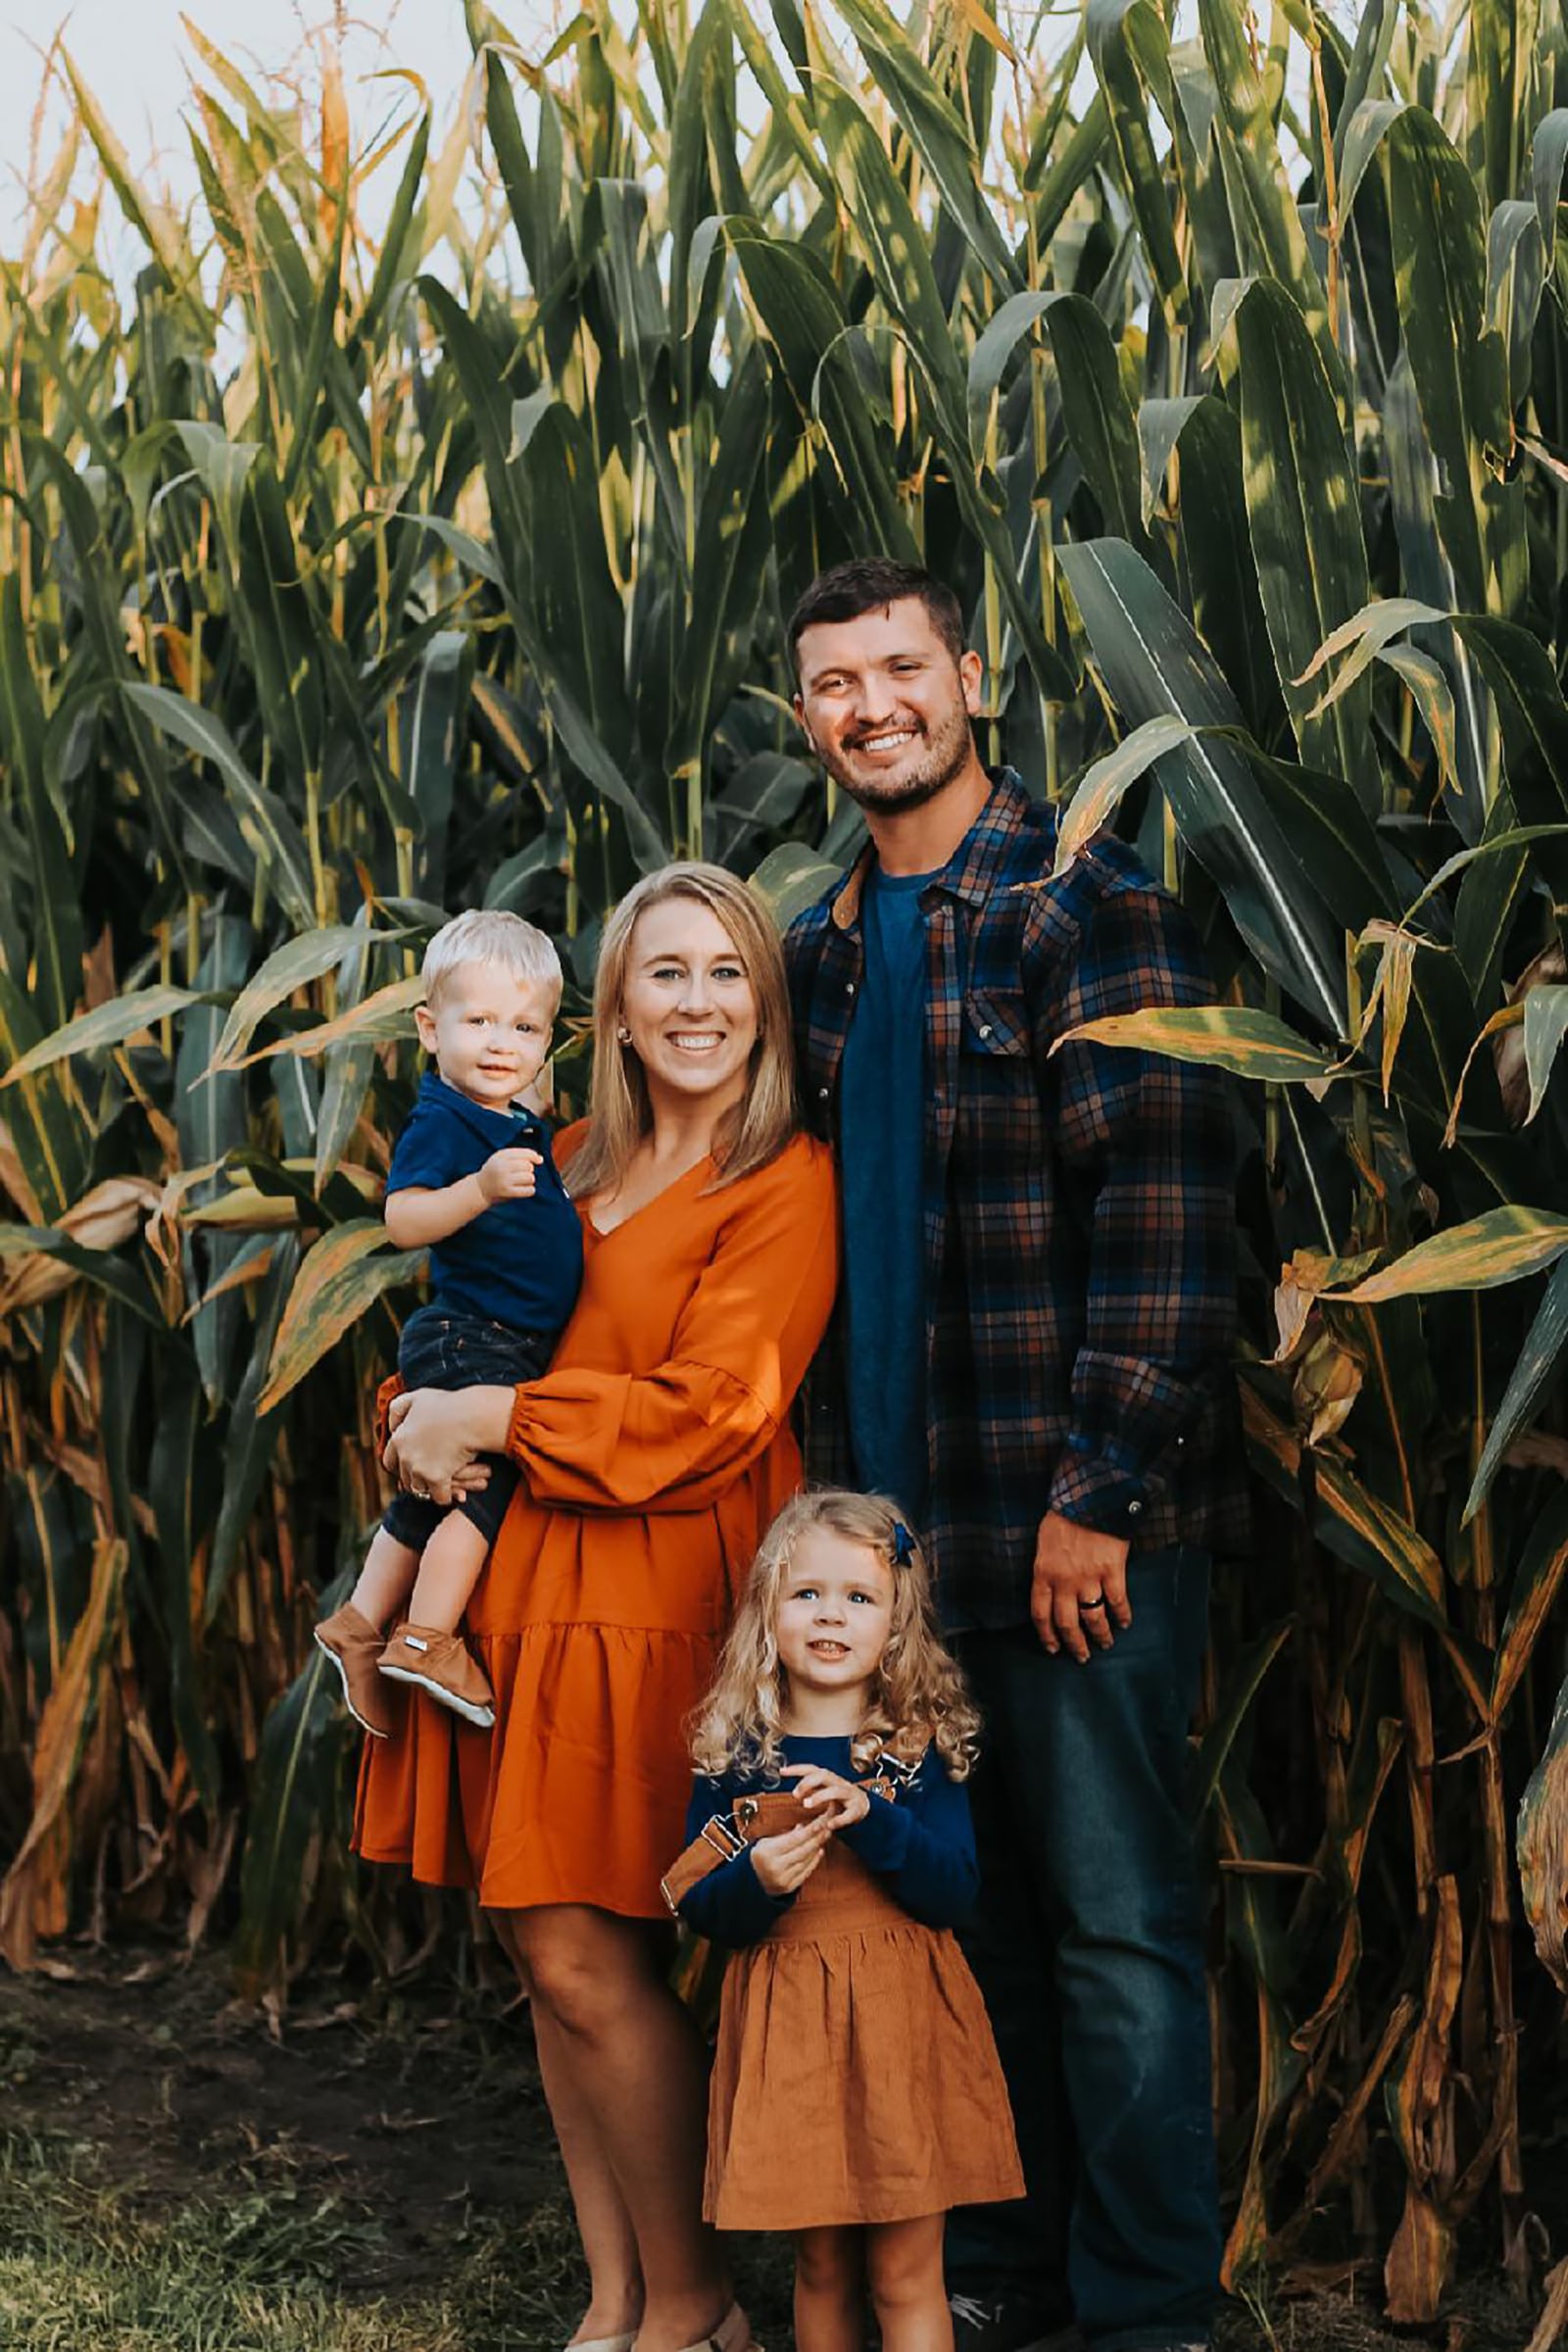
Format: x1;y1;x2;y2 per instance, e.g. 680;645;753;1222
315;909;583;1734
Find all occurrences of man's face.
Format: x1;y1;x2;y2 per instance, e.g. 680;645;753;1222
793;597;985;815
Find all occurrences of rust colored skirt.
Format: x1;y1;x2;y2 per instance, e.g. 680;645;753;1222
704;1840;1025;2231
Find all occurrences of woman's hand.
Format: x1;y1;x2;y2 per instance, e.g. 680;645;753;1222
750;1815;834;1896
782;1764;871;1831
383;1388;498;1505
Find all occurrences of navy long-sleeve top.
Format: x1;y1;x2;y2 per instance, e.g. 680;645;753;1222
675;1733;980;1950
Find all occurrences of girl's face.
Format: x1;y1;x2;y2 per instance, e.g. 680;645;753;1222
775;1529;895;1708
617;898;760;1121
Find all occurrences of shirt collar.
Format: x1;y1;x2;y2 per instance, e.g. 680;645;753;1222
828;768;1038;930
421;1069;537;1139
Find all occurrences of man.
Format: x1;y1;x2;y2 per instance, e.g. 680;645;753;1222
783;558;1248;2352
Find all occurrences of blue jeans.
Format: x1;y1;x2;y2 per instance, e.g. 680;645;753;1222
949;1548;1220;2352
381;1303;554;1552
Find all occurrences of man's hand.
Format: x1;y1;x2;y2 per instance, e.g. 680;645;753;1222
478;1147;542;1204
782;1763;871;1831
1031;1509;1133;1662
750;1816;834;1896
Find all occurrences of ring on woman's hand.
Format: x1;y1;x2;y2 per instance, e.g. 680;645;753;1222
1078;1593;1106;1612
412;1483;428;1500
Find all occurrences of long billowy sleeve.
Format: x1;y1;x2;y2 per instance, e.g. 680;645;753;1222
504;1139;837;1513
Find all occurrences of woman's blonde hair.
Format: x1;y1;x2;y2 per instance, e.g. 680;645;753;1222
564;862;799;1200
689;1490;981;1785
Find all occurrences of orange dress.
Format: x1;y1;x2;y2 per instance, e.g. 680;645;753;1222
353;1129;839;1918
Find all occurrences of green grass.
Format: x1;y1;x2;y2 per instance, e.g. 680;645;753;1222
0;2128;529;2352
0;2127;794;2352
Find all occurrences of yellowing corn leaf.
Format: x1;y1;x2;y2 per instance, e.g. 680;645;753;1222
258;1218;424;1413
0;1538;126;1971
1271;1248;1379;1361
1052;1004;1338;1083
1518;1670;1568;1991
0;1178;161;1316
1053;715;1199;872
228;975;425;1070
1383;1874;1462;2321
1337;1206;1568;1302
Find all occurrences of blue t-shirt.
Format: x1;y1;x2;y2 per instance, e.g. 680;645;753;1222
839;866;930;1520
386;1072;583;1338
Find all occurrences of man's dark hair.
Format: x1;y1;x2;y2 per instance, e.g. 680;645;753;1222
787;558;966;677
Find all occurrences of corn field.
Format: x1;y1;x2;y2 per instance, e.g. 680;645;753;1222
1;0;1567;2321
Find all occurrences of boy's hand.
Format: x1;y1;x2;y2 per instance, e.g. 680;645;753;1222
478;1147;542;1203
782;1763;871;1830
751;1816;834;1896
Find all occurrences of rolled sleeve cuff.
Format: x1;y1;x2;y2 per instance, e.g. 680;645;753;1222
1048;1444;1159;1539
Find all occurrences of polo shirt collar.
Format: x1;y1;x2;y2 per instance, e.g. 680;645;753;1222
828;768;1036;931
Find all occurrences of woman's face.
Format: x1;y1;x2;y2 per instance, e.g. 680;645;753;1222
618;896;760;1118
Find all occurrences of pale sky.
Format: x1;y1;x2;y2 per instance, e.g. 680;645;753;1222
1;0;570;247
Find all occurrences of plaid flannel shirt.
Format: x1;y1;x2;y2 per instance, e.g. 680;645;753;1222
785;769;1250;1632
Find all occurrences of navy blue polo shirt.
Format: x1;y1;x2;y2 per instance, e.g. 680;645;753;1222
386;1072;583;1336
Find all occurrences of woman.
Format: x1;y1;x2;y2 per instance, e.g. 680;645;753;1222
356;863;838;2352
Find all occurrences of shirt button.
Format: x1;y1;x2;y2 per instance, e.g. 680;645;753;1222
1127;1499;1143;1518
978;1023;993;1039
846;981;857;997
818;1085;830;1101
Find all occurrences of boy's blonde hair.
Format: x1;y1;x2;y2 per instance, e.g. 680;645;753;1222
564;862;798;1199
689;1490;981;1785
422;909;563;1011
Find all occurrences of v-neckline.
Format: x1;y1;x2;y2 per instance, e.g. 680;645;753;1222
583;1152;714;1241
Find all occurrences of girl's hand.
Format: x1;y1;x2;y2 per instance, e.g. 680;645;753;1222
751;1817;834;1896
383;1389;492;1506
782;1764;871;1831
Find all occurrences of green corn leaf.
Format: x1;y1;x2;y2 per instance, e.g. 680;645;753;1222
1521;986;1568;1122
123;685;317;931
1199;0;1341;403
1464;1255;1568;1522
1388;109;1525;621
1;988;206;1085
1532;108;1568;266
1492;1487;1568;1721
835;0;1019;293
0;575;83;1035
1058;537;1352;1028
1232;280;1376;802
1088;0;1187;318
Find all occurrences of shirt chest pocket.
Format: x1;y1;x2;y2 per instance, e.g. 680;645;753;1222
961;988;1032;1061
956;991;1042;1163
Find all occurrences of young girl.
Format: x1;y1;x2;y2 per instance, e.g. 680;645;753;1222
667;1490;1022;2352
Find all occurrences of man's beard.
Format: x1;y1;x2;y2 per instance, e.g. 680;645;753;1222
816;701;976;814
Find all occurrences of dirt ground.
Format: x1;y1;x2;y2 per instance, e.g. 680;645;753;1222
0;1947;1553;2352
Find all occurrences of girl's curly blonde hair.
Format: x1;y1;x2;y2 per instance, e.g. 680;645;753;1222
689;1489;981;1785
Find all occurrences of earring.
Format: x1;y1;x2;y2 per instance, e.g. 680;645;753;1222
616;1024;631;1045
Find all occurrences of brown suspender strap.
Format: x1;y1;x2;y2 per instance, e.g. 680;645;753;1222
660;1740;934;1919
660;1790;813;1915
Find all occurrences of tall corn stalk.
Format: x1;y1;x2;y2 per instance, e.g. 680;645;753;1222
1;0;1566;2319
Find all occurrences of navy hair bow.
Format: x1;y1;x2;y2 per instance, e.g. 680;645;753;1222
891;1520;914;1566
